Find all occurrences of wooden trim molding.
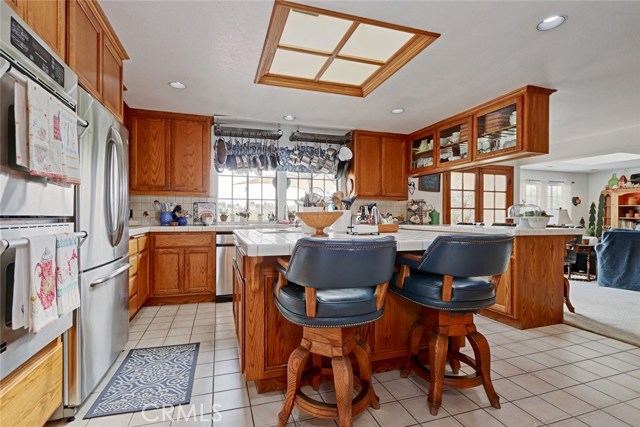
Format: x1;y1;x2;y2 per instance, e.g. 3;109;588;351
255;0;440;97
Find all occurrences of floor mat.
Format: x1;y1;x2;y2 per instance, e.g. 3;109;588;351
84;343;199;419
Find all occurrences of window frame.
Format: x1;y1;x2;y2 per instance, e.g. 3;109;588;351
443;166;514;225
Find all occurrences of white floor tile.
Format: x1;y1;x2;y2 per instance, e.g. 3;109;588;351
369;401;418;427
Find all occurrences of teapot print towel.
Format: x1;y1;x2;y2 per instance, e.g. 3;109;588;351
28;235;59;332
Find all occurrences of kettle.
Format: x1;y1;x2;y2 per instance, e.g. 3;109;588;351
429;209;440;225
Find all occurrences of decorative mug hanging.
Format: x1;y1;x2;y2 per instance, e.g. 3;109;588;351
572;196;582;206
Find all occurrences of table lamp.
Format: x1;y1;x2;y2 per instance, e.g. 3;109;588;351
557;208;572;226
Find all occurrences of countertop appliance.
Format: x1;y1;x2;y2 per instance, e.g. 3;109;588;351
67;87;130;409
216;233;234;302
0;0;81;409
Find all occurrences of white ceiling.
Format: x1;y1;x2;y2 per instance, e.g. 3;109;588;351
520;152;640;172
101;0;640;151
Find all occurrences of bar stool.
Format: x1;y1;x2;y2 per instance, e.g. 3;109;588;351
273;236;397;427
390;234;513;415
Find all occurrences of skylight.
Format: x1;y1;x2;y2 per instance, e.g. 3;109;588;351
255;1;440;97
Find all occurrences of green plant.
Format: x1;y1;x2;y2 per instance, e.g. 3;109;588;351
587;228;595;236
596;194;605;238
579;217;586;228
588;202;596;231
540;210;553;217
219;208;229;216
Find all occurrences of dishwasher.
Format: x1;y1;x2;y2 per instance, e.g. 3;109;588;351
216;232;234;302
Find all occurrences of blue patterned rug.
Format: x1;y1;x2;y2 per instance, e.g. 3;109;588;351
84;343;199;419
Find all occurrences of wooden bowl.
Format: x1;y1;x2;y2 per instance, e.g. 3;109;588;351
295;211;343;237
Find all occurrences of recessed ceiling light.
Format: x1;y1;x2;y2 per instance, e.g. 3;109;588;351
390;108;405;114
537;15;566;31
168;81;186;89
283;115;296;121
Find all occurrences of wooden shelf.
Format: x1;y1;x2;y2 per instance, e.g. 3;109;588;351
619;205;640;207
478;124;517;138
621;218;640;221
439;140;469;149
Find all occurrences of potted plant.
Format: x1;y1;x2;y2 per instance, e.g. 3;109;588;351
219;209;229;222
236;210;251;222
288;209;296;222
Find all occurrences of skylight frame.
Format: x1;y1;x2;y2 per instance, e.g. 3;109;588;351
255;0;441;97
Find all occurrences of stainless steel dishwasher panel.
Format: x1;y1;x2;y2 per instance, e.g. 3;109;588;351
216;233;234;302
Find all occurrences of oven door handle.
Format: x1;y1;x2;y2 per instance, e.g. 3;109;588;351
89;264;131;287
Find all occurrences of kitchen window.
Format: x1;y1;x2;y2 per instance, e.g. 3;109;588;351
547;181;564;213
524;180;542;206
217;170;277;219
286;172;338;213
444;166;513;224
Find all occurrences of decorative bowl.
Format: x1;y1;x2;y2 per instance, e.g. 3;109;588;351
295;211;343;237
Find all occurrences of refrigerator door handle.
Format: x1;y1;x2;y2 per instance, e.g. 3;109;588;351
105;127;126;247
89;263;131;287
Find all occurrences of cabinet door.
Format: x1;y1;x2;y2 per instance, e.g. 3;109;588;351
233;262;244;372
381;137;407;198
68;0;102;98
354;134;382;197
492;256;514;316
22;0;66;59
184;247;213;294
170;119;211;195
137;250;150;308
102;35;123;120
152;249;182;296
130;116;170;192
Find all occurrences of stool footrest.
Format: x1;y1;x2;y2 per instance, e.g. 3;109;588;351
294;384;371;420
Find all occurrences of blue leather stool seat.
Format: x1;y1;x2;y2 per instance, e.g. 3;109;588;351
274;283;382;328
391;271;495;311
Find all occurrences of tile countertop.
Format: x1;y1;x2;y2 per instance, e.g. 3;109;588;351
234;224;582;257
129;223;297;237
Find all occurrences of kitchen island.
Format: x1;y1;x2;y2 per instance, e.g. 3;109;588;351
232;226;577;392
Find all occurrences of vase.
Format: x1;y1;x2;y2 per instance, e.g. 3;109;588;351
608;173;619;188
429;209;440;225
160;212;173;226
177;217;188;226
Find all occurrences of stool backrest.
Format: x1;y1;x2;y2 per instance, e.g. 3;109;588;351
417;235;513;277
286;237;397;289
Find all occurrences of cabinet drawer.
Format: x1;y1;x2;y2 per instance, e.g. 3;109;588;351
138;235;149;252
129;238;138;256
129;295;138;319
129;253;139;276
154;233;214;248
128;275;138;297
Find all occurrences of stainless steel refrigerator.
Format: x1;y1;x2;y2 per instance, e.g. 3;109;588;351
68;88;130;408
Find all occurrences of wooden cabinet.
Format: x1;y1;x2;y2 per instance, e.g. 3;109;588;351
128;234;150;319
150;233;215;303
601;188;640;231
6;0;66;59
232;256;245;373
409;86;555;176
0;338;63;427
128;109;212;196
348;130;407;200
67;0;128;120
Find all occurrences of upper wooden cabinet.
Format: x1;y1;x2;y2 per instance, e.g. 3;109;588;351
348;130;408;200
409;86;555;176
6;0;66;59
128;109;212;196
67;0;128;120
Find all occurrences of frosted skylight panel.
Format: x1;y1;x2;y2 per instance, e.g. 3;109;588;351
340;24;413;62
279;10;353;53
269;49;327;79
320;59;379;86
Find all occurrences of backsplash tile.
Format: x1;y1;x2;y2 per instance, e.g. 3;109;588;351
129;195;215;225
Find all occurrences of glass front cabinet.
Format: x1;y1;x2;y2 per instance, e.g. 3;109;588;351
475;97;522;160
410;130;436;173
436;118;473;168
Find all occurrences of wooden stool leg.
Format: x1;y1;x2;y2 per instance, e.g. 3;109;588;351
311;354;322;391
278;344;311;427
466;327;500;409
402;321;423;378
427;331;449;416
448;336;462;374
564;277;576;313
353;340;379;409
331;356;354;427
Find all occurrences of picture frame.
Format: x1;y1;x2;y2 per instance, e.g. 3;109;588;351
418;174;441;192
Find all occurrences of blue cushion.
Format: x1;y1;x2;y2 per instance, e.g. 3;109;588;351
273;281;383;328
596;229;640;292
390;270;496;311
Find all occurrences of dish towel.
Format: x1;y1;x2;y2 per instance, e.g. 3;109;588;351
50;97;81;184
27;235;59;333
27;79;64;179
55;233;80;316
11;245;30;330
14;81;29;168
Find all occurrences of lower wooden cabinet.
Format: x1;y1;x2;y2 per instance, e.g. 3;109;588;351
0;338;63;427
128;234;150;318
150;233;215;303
232;258;245;373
